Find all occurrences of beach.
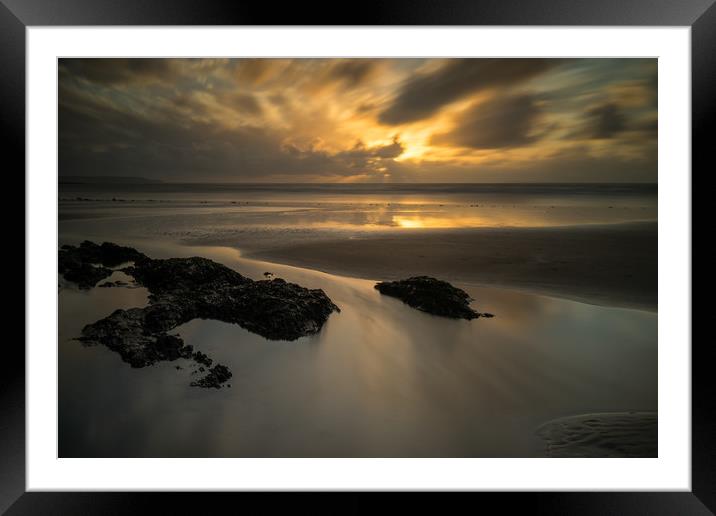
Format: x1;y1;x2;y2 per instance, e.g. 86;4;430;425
58;183;658;457
59;183;657;310
247;223;657;311
52;56;664;466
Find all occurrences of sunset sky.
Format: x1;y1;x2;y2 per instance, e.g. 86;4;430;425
59;58;657;183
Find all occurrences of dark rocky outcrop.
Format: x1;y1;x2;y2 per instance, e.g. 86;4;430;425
61;240;147;268
79;310;195;367
375;276;490;320
121;256;339;341
190;364;232;389
64;241;339;388
62;263;113;290
59;241;147;289
193;351;213;367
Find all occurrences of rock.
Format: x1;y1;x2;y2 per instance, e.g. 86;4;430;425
193;351;212;367
62;240;147;268
79;307;195;367
62;262;113;290
59;241;147;289
71;241;340;388
125;256;248;293
124;257;340;341
190;364;232;389
374;276;489;320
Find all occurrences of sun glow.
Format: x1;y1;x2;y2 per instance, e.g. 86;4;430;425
59;58;657;183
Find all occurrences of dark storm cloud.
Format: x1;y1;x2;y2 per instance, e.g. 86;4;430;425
60;101;318;179
378;59;560;125
59;84;403;180
328;60;377;88
60;58;179;85
282;137;405;175
230;59;380;92
432;94;541;149
371;137;404;159
333;137;403;159
583;102;626;139
60;82;278;178
57;58;657;183
60;88;265;177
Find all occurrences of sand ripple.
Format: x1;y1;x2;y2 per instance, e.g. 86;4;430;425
537;412;657;457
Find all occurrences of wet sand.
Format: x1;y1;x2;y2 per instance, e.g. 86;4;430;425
57;187;658;457
59;244;657;457
537;412;657;457
247;222;657;311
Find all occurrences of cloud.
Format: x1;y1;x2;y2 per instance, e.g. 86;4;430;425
58;58;657;183
59;82;405;181
635;118;657;137
232;59;276;86
283;137;405;175
224;92;263;116
606;80;656;109
371;137;404;158
333;137;402;158
378;59;560;125
385;146;657;183
268;93;287;106
583;102;627;139
432;94;541;149
59;58;180;85
327;60;378;89
563;97;656;143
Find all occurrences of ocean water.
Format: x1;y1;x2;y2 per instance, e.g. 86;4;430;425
57;183;658;457
59;182;657;249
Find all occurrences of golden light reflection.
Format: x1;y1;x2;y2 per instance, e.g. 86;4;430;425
393;214;494;229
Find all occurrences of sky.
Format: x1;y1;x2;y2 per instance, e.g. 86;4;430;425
58;58;657;183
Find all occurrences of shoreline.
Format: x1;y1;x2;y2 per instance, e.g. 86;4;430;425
58;237;657;457
242;223;657;312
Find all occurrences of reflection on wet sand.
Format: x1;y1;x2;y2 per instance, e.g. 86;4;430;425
60;198;656;231
59;243;656;457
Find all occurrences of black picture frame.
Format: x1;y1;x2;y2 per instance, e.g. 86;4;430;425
4;0;707;514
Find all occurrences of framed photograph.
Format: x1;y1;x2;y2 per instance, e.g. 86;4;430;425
8;0;706;513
